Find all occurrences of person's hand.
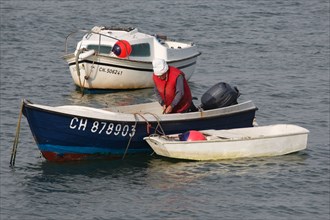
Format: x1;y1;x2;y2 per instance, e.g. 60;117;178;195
162;105;167;114
165;105;173;114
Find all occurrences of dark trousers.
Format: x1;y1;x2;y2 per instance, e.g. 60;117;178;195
183;102;198;113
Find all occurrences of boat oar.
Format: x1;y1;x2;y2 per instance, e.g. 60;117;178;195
10;100;24;167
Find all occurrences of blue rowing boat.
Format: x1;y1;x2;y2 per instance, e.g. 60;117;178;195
22;99;258;162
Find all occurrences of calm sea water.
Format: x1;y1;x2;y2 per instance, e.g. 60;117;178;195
1;0;329;219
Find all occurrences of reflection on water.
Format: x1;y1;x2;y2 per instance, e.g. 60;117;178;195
145;158;210;190
66;88;156;107
5;150;312;220
22;151;308;192
65;81;210;109
144;152;309;190
22;155;153;195
34;154;153;177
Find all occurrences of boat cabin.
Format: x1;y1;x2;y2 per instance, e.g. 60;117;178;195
75;26;196;61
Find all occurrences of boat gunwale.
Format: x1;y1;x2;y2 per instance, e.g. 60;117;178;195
64;27;198;54
63;54;200;74
62;51;202;65
22;99;258;123
145;127;309;145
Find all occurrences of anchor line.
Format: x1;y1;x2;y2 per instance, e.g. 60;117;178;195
10;100;24;167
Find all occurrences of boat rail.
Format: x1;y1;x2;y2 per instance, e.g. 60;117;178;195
64;28;122;54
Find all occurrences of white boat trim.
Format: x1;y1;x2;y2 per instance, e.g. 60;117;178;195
28;100;257;122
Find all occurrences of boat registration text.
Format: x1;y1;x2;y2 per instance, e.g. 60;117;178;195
69;117;136;137
71;66;123;75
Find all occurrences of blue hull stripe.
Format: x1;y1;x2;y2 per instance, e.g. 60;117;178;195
38;144;149;155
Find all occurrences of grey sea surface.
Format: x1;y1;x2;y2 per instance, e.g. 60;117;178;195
0;0;329;219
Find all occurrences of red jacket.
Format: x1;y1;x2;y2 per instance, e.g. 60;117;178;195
153;66;192;113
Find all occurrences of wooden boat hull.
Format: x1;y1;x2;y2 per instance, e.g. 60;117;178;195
22;100;258;162
144;124;309;161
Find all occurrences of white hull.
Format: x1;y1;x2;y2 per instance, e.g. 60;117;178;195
63;26;201;90
63;53;199;89
144;124;309;161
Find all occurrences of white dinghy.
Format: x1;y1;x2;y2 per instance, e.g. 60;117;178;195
144;124;309;161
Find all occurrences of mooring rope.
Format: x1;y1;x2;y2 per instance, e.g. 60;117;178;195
144;112;166;136
122;113;152;160
75;48;85;96
121;112;166;160
81;35;99;89
10;100;24;167
81;55;96;90
122;113;141;160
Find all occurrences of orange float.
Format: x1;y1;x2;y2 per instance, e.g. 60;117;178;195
112;40;132;58
179;130;207;141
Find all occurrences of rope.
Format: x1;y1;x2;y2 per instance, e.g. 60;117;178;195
77;35;98;96
121;112;167;160
10;100;24;167
82;34;100;88
122;118;138;160
74;48;85;95
144;112;166;136
122;113;147;160
81;53;96;89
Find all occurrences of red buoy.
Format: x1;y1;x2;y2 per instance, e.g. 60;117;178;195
179;130;206;141
112;40;132;58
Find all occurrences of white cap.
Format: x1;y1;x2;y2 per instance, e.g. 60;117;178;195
152;58;169;76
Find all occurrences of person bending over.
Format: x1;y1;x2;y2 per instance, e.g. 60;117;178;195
152;58;197;114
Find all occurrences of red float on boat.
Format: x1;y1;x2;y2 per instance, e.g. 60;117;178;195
112;40;132;58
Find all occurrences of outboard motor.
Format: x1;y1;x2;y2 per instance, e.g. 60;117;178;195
199;82;240;110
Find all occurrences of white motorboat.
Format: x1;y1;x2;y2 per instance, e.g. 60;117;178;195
63;26;201;90
144;124;309;161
